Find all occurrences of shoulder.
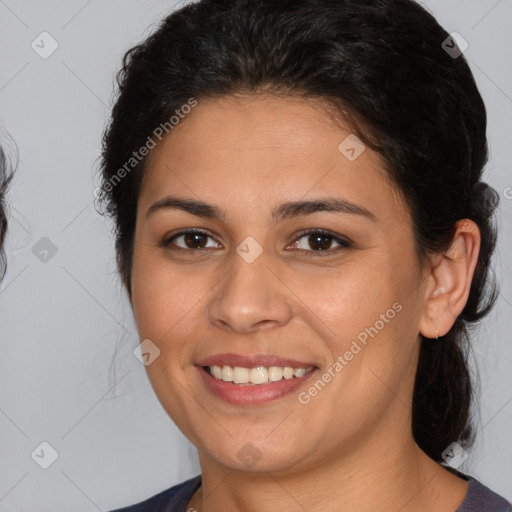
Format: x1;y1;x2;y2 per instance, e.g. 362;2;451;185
108;475;202;512
457;474;511;512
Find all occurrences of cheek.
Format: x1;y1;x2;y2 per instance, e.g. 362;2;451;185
303;251;421;397
131;249;207;339
305;258;400;339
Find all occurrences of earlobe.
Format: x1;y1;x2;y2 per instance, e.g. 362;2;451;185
419;219;481;339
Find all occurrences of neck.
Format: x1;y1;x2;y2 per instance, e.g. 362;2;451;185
190;420;468;512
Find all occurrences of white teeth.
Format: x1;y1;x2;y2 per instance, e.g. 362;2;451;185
212;366;223;379
268;366;283;381
208;365;312;385
249;367;268;384
283;367;294;379
233;367;249;384
294;368;306;378
221;366;234;382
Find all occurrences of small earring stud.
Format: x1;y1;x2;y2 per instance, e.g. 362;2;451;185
432;287;446;298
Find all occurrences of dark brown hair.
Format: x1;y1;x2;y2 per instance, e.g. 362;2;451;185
0;133;14;280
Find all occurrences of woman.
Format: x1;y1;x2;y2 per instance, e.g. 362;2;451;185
100;0;511;510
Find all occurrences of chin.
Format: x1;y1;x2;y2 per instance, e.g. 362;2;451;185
194;430;314;473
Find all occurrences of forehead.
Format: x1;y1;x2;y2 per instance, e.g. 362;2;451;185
140;94;405;222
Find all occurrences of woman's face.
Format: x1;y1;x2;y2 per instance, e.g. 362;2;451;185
131;94;431;474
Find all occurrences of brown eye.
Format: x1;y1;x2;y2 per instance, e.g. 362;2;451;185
307;233;333;251
290;229;352;256
162;229;221;250
182;232;208;249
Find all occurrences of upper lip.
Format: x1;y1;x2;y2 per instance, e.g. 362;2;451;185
197;353;318;369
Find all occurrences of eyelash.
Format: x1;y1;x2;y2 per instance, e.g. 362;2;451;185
160;228;352;258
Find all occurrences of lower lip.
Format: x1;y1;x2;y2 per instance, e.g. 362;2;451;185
197;366;317;406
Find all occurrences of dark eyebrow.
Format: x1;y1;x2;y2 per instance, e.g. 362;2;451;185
146;195;377;222
146;196;225;220
272;198;377;222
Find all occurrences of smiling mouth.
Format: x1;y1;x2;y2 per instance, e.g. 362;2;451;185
203;365;316;385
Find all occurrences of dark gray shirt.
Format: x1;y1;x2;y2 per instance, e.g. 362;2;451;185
110;473;512;511
456;477;511;511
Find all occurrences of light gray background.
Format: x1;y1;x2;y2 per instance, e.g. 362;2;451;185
0;1;510;510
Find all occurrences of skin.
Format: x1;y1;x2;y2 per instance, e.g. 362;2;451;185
130;94;480;511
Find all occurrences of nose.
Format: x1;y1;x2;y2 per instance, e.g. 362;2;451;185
207;246;293;334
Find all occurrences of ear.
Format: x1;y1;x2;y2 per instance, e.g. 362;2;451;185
419;219;481;339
